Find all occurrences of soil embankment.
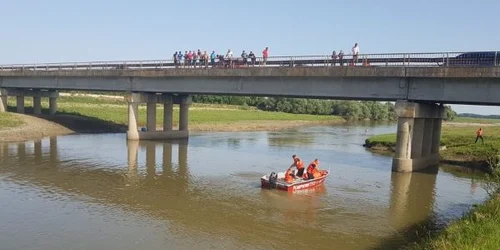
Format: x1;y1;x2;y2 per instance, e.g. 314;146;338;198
0;113;126;142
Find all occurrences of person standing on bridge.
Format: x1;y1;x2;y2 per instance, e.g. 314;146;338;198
338;50;345;66
178;51;184;68
249;51;256;66
331;51;338;66
210;51;216;68
475;127;484;144
262;47;269;66
241;50;248;66
173;52;178;67
226;49;233;68
352;43;359;65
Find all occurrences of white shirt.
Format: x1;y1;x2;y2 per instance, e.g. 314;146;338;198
226;51;233;59
352;45;359;55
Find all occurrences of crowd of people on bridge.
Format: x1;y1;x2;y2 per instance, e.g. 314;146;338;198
173;47;269;69
172;43;367;69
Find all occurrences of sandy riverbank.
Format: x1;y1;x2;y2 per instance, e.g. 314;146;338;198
0;113;344;143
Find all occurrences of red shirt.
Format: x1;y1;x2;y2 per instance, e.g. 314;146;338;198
262;50;268;57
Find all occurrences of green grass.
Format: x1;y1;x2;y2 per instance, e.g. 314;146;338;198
452;117;500;124
0;112;24;130
408;195;500;250
5;96;342;128
365;125;500;166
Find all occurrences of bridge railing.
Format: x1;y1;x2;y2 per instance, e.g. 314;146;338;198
0;51;497;71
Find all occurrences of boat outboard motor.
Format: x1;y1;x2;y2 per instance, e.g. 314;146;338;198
268;172;278;189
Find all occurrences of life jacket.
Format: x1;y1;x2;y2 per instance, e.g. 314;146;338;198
295;159;304;169
284;169;294;184
312;168;322;179
306;163;315;175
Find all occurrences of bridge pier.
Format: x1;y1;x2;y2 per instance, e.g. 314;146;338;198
16;96;25;113
392;101;445;172
126;93;191;140
1;89;58;115
0;89;7;112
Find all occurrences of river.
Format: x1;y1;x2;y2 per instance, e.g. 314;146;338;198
0;124;487;250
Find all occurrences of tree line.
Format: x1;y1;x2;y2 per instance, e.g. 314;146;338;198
192;95;457;121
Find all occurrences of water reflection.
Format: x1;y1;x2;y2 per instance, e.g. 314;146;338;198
0;130;488;250
390;168;438;228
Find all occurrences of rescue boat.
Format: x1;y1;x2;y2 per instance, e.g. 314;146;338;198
260;170;329;192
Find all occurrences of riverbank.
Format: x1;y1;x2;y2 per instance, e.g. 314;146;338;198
407;193;500;250
364;119;500;249
364;122;500;171
0;95;345;142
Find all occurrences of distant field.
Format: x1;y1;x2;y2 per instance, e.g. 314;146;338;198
5;96;342;128
453;116;500;124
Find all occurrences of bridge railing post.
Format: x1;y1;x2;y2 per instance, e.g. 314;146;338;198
446;53;449;67
495;51;498;66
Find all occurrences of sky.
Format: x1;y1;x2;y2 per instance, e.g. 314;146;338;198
1;0;499;115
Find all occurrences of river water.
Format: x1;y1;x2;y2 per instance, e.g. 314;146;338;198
0;124;487;250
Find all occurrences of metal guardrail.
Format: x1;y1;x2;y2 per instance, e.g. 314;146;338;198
0;52;498;71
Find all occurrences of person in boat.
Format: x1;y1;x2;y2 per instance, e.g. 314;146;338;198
291;155;305;177
284;166;295;184
305;159;321;180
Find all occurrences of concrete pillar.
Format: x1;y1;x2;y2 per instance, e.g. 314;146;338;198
410;119;425;159
421;119;434;157
34;140;42;164
16;96;25;113
431;118;442;154
33;96;42;115
394;118;412;159
0;89;7;112
163;95;173;131
127;102;139;140
146;101;157;132
49;97;57;115
179;95;192;131
392;101;444;172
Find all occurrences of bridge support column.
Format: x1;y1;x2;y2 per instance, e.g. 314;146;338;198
0;89;7;113
392;101;444;172
179;95;191;132
49;96;57;115
126;93;189;140
163;94;173;131
126;93;141;140
146;95;157;132
33;96;42;115
16;96;25;113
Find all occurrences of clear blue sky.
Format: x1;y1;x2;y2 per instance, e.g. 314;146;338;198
1;0;499;115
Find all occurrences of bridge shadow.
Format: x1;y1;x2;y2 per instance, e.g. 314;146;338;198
370;167;442;250
6;105;126;133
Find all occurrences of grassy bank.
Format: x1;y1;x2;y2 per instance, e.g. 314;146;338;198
0;112;25;129
364;122;500;170
407;194;500;250
4;95;343;132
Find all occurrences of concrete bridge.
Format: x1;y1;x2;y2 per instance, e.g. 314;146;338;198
0;52;499;172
